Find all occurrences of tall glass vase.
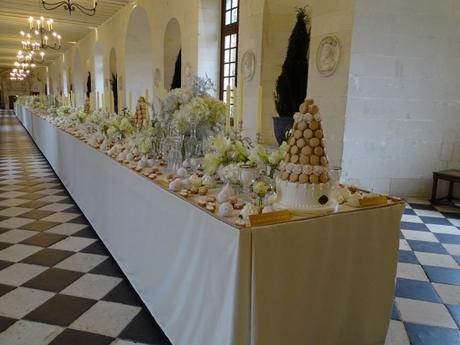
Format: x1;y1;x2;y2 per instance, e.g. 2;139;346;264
184;122;201;159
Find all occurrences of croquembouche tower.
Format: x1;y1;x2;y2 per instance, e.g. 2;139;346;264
275;98;333;210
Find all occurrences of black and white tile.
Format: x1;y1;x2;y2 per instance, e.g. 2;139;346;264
0;110;171;345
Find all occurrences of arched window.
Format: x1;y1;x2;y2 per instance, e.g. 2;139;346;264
220;0;239;101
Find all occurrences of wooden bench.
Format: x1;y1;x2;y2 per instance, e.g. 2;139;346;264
431;169;460;208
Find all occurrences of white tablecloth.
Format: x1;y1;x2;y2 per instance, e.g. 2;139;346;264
16;104;404;345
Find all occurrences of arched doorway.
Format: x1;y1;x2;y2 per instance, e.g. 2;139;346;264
164;18;181;91
109;48;119;113
124;6;154;113
94;42;105;110
73;49;84;106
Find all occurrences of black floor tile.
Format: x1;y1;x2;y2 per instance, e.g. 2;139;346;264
21;248;74;267
0;316;16;332
119;309;171;345
69;215;89;225
21;220;60;231
21;209;55;220
0;283;15;297
23;268;83;292
21;233;66;247
25;294;96;327
73;226;97;239
81;241;109;256
0;259;13;270
91;258;123;277
48;329;114;345
103;281;142;306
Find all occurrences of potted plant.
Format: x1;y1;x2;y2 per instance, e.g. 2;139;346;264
273;7;311;145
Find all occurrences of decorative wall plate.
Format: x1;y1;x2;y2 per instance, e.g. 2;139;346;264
240;50;256;81
316;35;341;77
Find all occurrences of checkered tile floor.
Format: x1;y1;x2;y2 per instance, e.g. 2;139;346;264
0;110;171;344
2;109;460;345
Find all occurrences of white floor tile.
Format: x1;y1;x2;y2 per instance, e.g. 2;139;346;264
62;273;121;299
405;198;431;205
0;244;42;262
433;283;460;305
38;203;72;212
0;191;27;199
414;210;444;218
426;224;460;235
0;199;28;207
37;195;67;203
396;263;429;281
0;217;32;229
401;215;423;223
70;301;140;337
401;230;439;243
0;263;47;286
0;229;37;244
41;212;79;223
49;237;96;252
414;252;459;268
45;223;86;236
443;243;460;256
0;319;62;345
0;287;54;319
55;253;107;273
384;320;410;345
399;240;411;251
396;297;457;329
448;218;460;227
0;207;31;217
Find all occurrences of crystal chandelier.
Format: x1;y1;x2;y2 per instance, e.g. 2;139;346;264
10;68;30;81
16;50;44;67
21;16;62;52
41;0;97;16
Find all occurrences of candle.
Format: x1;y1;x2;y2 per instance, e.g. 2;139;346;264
89;92;93;111
257;85;263;134
225;85;231;131
239;78;244;126
233;86;238;126
145;89;149;119
128;91;132;113
109;91;113;113
96;91;100;110
29;17;33;30
105;92;109;112
119;92;123;112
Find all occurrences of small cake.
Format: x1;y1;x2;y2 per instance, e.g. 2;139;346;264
275;99;333;210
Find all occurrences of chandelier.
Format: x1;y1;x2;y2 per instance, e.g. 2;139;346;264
10;68;30;81
41;0;97;16
16;50;44;66
21;16;62;52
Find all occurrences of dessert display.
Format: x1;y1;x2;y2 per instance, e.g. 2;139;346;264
275;99;334;211
17;94;399;228
133;96;148;130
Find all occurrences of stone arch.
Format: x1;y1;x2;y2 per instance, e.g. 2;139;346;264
124;6;154;111
164;18;181;90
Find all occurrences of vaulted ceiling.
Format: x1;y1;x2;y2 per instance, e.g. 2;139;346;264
0;0;130;70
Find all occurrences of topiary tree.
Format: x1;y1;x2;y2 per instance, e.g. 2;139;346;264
274;7;311;117
171;50;182;90
110;73;118;113
86;72;91;98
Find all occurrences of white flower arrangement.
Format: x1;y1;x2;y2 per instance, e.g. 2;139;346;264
158;77;225;137
248;142;288;177
203;134;251;174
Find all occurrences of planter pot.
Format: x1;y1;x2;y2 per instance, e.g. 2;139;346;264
273;116;294;145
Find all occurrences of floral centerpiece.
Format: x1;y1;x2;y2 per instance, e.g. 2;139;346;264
249;142;288;178
158;76;225;138
104;116;134;141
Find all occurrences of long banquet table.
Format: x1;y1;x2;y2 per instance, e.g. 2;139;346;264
15;104;405;345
